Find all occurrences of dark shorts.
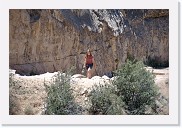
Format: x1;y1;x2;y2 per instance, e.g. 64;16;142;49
86;63;93;70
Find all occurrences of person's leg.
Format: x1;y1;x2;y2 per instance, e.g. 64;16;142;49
87;68;91;78
88;69;92;79
86;64;93;79
86;64;89;78
88;64;93;79
87;70;89;78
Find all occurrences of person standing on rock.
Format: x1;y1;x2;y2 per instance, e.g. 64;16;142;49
83;49;96;79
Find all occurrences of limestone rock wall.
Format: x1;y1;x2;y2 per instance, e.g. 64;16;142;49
9;9;169;75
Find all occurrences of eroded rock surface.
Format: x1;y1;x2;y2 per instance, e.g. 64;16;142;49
10;9;168;76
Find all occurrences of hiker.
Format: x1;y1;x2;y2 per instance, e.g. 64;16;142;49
83;49;96;79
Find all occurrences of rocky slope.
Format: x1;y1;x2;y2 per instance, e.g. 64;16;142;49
9;9;169;76
9;67;169;115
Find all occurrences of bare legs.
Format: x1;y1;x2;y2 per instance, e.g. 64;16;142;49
87;68;92;79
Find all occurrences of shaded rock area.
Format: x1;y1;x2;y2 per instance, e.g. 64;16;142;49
9;67;169;115
9;9;168;76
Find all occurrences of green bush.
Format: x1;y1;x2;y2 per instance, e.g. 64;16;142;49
113;60;158;114
24;105;34;115
44;72;74;115
9;94;20;115
9;71;20;115
126;52;137;63
89;84;125;115
9;71;15;87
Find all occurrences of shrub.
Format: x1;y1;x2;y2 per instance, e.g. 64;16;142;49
44;72;74;115
89;84;125;115
9;71;21;115
9;94;20;115
24;105;34;115
126;52;137;63
113;60;158;114
9;71;15;87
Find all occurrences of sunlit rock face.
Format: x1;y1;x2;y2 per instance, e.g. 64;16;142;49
9;9;168;75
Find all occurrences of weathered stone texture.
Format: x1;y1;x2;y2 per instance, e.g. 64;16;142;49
9;9;169;75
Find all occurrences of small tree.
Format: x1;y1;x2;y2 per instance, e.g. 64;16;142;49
113;60;158;114
89;84;125;115
44;72;74;115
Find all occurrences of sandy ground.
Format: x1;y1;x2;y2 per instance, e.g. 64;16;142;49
9;67;169;115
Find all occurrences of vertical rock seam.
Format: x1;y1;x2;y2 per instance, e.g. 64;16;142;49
9;9;169;76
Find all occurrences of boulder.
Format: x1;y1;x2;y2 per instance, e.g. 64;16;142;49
72;74;86;78
91;76;102;80
102;75;110;80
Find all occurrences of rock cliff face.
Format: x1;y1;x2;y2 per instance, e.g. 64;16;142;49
9;9;169;75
